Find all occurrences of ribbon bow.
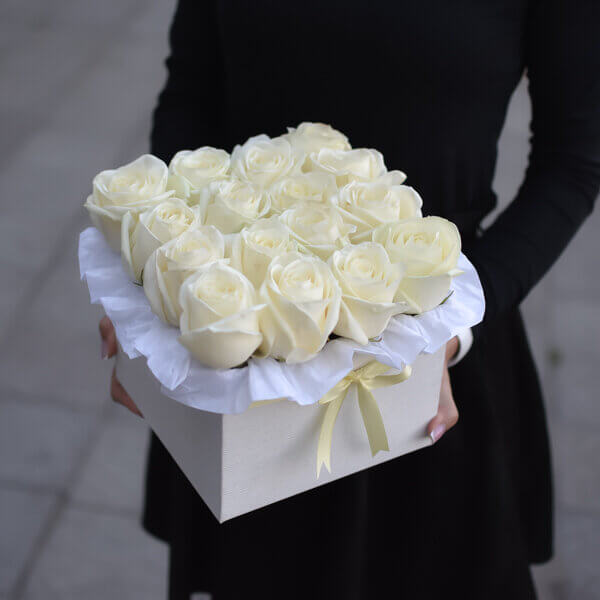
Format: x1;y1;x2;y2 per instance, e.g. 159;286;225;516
317;361;412;477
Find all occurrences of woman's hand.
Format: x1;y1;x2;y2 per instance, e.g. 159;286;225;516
99;316;143;417
427;336;459;443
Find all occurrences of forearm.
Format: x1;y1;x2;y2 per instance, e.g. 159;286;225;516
467;158;598;331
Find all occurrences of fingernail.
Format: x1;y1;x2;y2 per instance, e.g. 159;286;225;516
430;424;446;444
101;339;108;359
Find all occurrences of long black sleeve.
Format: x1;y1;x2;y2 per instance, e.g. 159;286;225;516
150;0;224;163
468;0;600;329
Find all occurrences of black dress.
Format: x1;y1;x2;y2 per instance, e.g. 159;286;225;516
142;1;600;598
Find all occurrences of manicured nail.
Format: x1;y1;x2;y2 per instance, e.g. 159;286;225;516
430;424;446;444
101;339;108;359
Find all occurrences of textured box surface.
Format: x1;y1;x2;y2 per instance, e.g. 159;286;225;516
116;348;444;522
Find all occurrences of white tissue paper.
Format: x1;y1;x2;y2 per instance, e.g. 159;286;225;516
79;227;485;412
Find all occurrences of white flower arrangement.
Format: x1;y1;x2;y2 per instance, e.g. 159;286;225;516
85;122;463;368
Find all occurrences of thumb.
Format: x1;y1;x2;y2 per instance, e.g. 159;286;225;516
428;367;458;443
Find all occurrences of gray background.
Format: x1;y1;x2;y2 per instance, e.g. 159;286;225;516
0;1;598;598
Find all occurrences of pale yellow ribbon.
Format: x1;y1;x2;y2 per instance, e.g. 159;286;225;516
316;361;412;477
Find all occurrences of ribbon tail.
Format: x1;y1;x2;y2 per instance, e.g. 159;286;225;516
316;392;346;478
356;382;389;456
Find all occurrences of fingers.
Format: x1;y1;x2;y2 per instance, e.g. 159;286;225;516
102;319;141;418
99;315;117;359
428;367;459;444
110;368;143;417
445;335;460;363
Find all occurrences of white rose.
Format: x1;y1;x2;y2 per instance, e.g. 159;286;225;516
377;170;408;186
306;148;386;186
202;179;271;234
121;198;199;282
269;172;337;214
143;227;226;326
178;263;264;369
334;181;423;241
230;216;298;288
329;243;408;345
283;122;351;154
85;154;172;251
231;134;304;187
167;147;230;201
258;252;341;363
279;204;355;260
373;217;462;313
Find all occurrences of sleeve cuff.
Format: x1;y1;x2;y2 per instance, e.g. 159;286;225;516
447;327;473;368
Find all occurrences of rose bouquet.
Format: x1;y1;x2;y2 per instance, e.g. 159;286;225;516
84;123;463;369
80;123;484;520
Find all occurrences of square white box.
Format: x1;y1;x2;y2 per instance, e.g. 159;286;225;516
116;347;444;522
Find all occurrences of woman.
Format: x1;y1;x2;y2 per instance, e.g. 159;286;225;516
99;1;600;598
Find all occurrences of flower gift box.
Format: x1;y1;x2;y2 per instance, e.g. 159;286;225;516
115;343;444;522
79;122;485;522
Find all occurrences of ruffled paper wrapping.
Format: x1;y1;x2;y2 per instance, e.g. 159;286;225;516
79;227;485;414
